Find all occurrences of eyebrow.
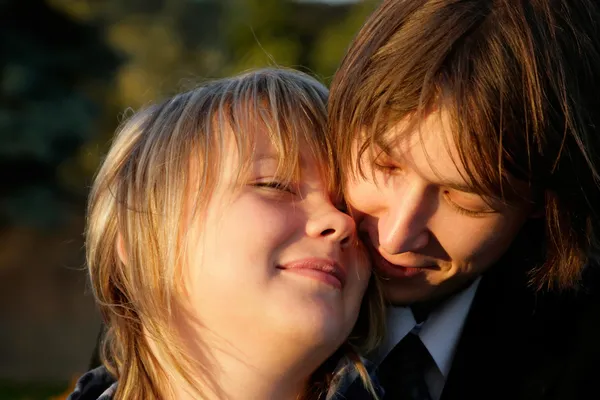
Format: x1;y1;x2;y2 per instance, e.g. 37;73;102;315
253;153;307;168
438;180;479;194
253;154;279;162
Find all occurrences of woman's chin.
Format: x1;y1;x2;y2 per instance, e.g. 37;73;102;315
271;290;357;347
272;309;349;353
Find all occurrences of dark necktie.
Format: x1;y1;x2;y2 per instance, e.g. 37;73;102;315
377;332;433;400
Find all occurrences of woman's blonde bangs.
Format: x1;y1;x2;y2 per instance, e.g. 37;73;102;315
222;69;333;193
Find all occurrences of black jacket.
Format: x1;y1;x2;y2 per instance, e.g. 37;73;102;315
67;366;116;400
344;260;600;400
440;262;600;400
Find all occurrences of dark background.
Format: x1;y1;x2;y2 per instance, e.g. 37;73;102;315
0;0;378;398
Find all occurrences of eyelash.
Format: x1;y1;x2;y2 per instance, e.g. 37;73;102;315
443;192;493;218
252;181;296;194
373;162;400;174
374;161;494;218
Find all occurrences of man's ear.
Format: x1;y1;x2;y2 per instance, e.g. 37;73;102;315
116;233;129;265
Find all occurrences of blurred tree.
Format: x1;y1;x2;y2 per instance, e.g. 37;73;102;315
0;0;376;228
0;0;120;228
52;0;359;192
221;0;301;73
311;0;379;80
220;0;363;80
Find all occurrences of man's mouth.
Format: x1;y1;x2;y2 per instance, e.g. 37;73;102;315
363;239;437;279
372;252;427;278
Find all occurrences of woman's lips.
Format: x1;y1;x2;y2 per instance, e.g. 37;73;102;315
277;258;346;289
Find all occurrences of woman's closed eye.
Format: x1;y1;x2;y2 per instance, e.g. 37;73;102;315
371;148;403;175
252;180;297;195
373;162;401;174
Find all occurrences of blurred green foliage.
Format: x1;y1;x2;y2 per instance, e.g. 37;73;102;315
0;0;378;229
0;380;69;400
0;0;120;227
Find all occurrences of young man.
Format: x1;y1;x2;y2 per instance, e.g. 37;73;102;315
330;1;600;399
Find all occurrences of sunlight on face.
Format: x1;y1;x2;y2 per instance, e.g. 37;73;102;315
346;111;533;305
178;127;371;372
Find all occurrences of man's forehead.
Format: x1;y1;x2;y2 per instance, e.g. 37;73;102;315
373;111;477;192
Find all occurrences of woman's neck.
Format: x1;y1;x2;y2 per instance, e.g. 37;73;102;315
165;312;329;400
170;339;320;400
212;358;307;400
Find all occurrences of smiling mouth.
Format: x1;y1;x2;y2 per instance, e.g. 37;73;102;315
277;258;346;289
364;243;437;279
373;254;429;278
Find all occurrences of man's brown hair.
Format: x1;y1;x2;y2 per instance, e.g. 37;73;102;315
329;0;600;290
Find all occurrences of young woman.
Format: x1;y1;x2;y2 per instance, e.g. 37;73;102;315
68;68;384;400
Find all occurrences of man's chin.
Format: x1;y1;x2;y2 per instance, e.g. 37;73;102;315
381;280;437;306
384;295;435;307
380;272;475;307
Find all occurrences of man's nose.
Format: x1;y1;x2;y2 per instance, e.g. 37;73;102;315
378;182;430;255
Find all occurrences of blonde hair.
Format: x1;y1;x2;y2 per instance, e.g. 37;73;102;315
86;68;385;400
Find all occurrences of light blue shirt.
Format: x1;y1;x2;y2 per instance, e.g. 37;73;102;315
375;277;481;400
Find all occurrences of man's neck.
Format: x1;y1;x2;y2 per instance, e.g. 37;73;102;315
410;300;441;324
408;277;480;323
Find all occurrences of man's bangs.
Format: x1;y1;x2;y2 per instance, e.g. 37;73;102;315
350;110;426;183
442;91;538;207
349;102;533;210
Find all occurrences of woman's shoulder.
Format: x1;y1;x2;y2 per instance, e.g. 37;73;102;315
67;366;117;400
